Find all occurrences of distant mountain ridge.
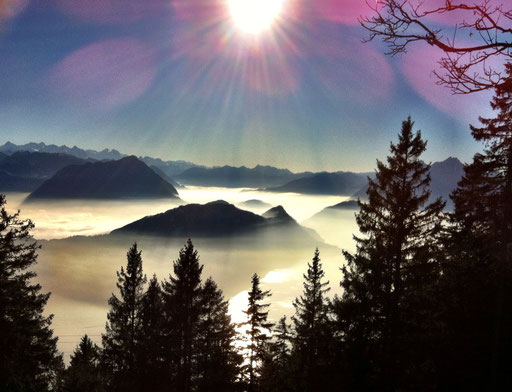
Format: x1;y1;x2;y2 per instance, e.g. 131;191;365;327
0;143;465;200
176;165;312;188
26;156;179;201
267;171;371;196
352;157;464;208
0;141;125;161
303;199;360;224
0;151;90;192
429;157;465;203
0;151;89;178
112;200;317;240
327;200;360;210
0;141;198;179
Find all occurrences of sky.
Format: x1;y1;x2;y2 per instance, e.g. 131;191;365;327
0;0;496;172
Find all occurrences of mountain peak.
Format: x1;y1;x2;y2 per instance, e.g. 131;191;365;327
25;156;179;201
263;205;295;223
112;201;266;237
119;155;142;165
206;200;230;206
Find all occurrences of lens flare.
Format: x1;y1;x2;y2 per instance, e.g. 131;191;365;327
227;0;285;35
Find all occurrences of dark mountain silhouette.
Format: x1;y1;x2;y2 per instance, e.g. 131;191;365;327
429;157;465;202
0;151;88;179
149;165;184;189
267;172;369;195
0;151;90;192
0;141;124;161
0;141;199;177
141;157;199;178
112;200;264;237
0;151;6;161
327;200;360;210
352;185;369;199
111;201;317;240
262;205;296;224
25;156;179;201
0;172;46;192
239;199;273;209
176;165;311;188
303;199;360;224
352;157;464;208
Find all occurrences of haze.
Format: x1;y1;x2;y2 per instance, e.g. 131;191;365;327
4;188;357;360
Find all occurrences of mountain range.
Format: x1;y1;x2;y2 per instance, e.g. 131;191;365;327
26;156;179;201
352;157;464;207
326;200;360;210
0;141;125;161
266;171;371;196
175;165;312;188
0;141;198;179
0;151;90;192
0;142;465;202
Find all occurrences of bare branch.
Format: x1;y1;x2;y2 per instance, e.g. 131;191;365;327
360;0;512;94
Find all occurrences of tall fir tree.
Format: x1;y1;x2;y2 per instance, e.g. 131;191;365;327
102;243;147;392
242;273;274;392
0;194;63;391
291;248;332;392
453;61;512;267
442;63;512;389
60;335;104;392
335;118;445;390
162;239;204;392
196;277;242;392
137;275;166;391
260;316;292;392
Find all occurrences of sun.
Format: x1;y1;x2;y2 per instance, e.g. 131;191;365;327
227;0;286;35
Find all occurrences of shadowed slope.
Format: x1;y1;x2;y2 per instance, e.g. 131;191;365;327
267;172;369;195
26;156;179;201
0;151;90;192
112;201;319;240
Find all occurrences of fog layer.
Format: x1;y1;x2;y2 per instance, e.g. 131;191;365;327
3;188;358;360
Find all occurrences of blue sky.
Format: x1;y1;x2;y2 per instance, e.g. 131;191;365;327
0;0;492;171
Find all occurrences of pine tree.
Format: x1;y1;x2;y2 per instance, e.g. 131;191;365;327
441;63;512;389
335;118;445;390
454;61;512;265
470;63;512;263
260;316;292;392
0;194;63;391
102;243;147;391
196;277;242;392
271;316;292;369
137;275;166;391
162;239;204;392
242;273;274;392
291;248;332;392
60;335;104;392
